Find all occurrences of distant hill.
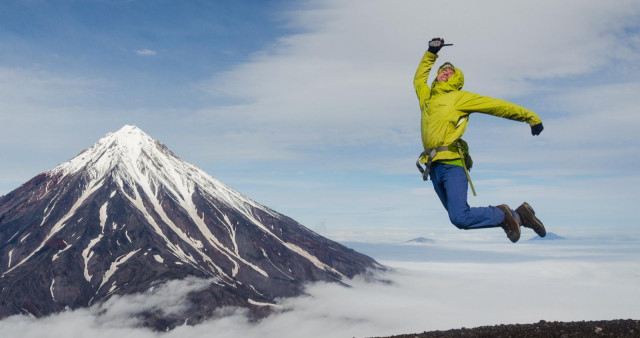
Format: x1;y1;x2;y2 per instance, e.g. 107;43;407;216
404;237;435;245
529;232;566;241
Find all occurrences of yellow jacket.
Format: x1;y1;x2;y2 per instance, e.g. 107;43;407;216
413;50;542;163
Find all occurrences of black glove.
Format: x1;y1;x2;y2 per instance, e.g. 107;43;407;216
531;123;544;136
428;38;445;54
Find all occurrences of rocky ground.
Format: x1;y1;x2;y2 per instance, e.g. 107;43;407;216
375;319;640;338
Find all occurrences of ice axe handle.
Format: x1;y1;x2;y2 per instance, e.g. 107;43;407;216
442;43;453;47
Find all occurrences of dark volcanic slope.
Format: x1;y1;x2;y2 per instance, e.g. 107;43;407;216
376;319;640;338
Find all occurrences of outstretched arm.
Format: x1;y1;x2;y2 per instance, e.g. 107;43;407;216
456;92;543;134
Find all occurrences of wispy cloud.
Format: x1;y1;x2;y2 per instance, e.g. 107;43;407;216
183;0;640;235
195;0;640;160
135;49;157;56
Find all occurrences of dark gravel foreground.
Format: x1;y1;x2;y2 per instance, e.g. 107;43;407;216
373;319;640;338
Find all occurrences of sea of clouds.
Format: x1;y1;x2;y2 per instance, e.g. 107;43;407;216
1;234;638;338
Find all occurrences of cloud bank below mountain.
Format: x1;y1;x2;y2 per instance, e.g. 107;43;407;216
1;238;638;338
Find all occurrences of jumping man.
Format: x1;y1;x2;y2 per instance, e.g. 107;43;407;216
413;37;546;243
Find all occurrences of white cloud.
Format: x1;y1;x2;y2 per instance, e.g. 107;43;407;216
181;2;640;235
0;67;103;110
92;277;217;326
1;240;638;338
194;0;640;162
136;49;157;56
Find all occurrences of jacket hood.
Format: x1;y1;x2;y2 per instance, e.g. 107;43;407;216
431;63;464;96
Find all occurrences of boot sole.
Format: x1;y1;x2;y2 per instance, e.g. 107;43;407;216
517;202;546;237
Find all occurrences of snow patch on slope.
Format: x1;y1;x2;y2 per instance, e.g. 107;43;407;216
248;299;279;307
52;241;71;262
99;249;141;290
50;279;57;302
81;201;108;282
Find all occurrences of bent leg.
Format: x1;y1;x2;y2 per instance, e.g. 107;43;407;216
432;163;504;229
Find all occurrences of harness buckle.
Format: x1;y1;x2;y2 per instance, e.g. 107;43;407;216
416;145;451;181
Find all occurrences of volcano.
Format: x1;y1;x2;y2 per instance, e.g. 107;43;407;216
0;125;381;328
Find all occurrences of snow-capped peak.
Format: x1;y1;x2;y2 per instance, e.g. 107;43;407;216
49;124;277;222
107;124;153;149
51;124;163;176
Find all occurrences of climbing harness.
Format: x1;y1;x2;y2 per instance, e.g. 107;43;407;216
416;139;477;196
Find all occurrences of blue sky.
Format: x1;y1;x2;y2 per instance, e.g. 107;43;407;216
1;0;640;242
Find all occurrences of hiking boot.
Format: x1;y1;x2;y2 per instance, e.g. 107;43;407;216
515;202;546;237
496;204;520;243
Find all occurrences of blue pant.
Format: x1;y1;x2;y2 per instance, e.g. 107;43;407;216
430;163;505;229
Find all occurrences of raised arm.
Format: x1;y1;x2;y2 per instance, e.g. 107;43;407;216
414;50;438;101
414;38;445;102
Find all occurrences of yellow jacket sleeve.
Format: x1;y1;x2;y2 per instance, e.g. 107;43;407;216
455;91;543;126
413;50;438;103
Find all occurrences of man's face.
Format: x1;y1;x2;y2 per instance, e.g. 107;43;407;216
437;68;455;82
